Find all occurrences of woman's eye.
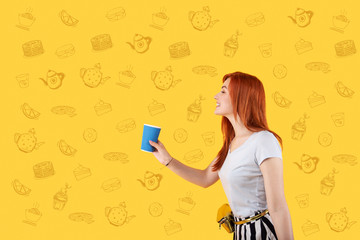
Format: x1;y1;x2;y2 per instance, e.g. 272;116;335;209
221;91;225;93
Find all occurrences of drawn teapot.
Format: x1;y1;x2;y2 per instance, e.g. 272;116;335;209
126;34;152;53
137;171;162;191
40;70;65;89
151;66;181;90
288;8;313;27
326;208;356;232
293;154;319;173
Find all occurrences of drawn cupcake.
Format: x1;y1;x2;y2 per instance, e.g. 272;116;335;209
224;31;240;57
187;95;205;122
291;114;309;140
320;169;338;196
53;183;70;210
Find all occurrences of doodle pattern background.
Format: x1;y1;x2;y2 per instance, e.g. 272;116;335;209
1;0;360;239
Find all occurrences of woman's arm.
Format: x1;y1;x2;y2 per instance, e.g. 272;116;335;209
149;139;219;188
260;157;294;240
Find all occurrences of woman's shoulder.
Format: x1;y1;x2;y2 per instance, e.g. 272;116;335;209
254;130;271;136
257;130;274;136
255;130;278;143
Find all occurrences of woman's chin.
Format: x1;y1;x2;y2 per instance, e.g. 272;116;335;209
214;110;222;115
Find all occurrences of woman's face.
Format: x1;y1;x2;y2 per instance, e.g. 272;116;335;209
214;78;233;116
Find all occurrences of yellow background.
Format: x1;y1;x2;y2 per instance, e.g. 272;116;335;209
2;0;359;239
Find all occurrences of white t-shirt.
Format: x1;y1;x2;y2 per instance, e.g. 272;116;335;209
218;130;283;217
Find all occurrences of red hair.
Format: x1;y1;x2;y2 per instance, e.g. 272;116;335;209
212;72;283;171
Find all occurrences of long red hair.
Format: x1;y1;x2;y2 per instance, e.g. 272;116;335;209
212;72;283;171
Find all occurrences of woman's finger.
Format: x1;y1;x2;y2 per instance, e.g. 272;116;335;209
149;140;158;148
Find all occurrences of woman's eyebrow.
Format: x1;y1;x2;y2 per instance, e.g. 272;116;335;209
221;86;227;89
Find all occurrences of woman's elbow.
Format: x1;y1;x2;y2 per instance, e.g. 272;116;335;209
202;183;211;188
268;196;288;212
200;169;219;188
201;178;218;188
198;180;210;188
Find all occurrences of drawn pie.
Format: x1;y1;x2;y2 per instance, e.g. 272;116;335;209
73;165;91;181
51;105;77;117
164;219;182;235
69;212;94;224
332;154;357;166
103;152;129;163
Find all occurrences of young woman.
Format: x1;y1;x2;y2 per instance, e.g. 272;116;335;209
149;72;294;240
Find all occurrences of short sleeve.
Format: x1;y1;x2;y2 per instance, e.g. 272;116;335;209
255;131;282;166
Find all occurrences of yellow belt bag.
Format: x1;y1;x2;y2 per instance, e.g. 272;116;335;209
217;203;269;233
217;203;235;233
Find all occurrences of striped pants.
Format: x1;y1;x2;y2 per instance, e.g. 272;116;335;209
233;210;278;240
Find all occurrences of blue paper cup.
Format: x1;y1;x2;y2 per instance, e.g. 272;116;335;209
141;124;161;152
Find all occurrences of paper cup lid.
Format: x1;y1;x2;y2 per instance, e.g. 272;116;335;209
144;124;161;129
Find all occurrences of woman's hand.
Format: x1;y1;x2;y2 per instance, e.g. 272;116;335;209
148;139;172;165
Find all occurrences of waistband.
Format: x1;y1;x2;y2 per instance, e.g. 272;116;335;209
234;209;269;225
